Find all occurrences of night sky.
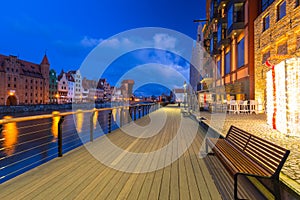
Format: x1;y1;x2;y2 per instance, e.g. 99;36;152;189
0;0;207;96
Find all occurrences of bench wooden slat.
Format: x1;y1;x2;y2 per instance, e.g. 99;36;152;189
206;125;290;199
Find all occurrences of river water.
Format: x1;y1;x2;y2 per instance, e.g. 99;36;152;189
0;105;146;183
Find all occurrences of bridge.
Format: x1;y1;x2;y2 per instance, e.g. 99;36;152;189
0;105;265;199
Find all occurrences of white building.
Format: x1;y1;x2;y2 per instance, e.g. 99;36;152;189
69;70;82;103
66;72;75;103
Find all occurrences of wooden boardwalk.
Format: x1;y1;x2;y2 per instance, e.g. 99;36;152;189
0;106;264;200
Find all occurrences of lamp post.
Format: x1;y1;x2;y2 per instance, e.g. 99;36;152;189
183;81;187;110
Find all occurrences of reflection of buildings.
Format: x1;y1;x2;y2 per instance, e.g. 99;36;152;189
203;0;259;101
49;69;58;104
254;0;300;106
121;80;134;100
0;54;50;105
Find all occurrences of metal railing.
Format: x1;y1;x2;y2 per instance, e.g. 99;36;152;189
0;103;159;183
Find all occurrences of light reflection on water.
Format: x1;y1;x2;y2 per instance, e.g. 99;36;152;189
76;110;84;133
93;110;98;130
51;111;60;140
2;116;18;156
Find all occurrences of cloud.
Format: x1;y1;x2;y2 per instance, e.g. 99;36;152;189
153;33;177;50
80;36;103;47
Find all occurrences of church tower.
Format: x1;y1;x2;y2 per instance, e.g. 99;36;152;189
40;54;50;104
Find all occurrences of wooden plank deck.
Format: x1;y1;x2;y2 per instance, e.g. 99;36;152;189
0;106;264;199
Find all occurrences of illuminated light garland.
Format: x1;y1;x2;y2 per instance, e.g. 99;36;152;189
266;58;300;137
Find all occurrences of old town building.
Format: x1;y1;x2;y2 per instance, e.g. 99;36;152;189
203;0;259;101
254;0;300;108
57;70;68;104
0;54;50;105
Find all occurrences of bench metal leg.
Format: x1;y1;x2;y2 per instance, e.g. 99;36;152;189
273;179;281;200
234;174;239;200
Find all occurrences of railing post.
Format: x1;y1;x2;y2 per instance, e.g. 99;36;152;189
120;108;123;127
143;105;145;116
108;110;112;133
134;106;137;121
58;116;65;157
90;111;95;142
138;105;141;119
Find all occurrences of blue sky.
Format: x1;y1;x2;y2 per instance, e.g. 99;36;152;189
0;0;206;95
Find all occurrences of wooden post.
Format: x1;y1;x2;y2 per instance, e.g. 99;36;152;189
58;116;65;157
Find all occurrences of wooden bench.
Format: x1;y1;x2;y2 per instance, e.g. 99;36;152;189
206;125;290;200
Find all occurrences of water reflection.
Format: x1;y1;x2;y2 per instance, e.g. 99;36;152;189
51;111;60;141
2;116;18;156
93;110;98;130
76;110;84;133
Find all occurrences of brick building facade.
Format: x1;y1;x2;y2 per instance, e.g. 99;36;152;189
254;0;300;105
0;54;50;105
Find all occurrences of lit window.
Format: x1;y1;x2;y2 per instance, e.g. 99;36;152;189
277;1;286;21
237;38;245;68
225;51;231;74
263;14;270;31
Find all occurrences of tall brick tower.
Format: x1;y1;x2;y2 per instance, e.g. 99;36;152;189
40;54;50;104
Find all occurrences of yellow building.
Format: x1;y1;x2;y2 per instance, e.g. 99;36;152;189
254;0;300;107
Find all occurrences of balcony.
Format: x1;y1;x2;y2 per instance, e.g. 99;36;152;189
226;1;245;36
227;22;244;37
217;38;231;49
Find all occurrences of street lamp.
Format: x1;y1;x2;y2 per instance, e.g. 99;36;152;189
55;93;59;104
183;81;187;109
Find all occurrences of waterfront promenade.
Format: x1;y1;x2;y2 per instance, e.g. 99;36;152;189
0;106;265;199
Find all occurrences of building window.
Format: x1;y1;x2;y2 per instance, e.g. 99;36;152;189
14;77;16;81
8;84;10;87
296;0;299;7
228;5;233;28
277;42;287;55
237;38;245;68
217;23;222;43
14;84;16;88
277;1;286;21
262;0;275;11
25;85;27;89
262;51;270;64
263;14;270;31
225;51;231;75
217;60;221;78
25;93;27;96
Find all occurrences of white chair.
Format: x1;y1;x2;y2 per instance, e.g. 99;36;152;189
249;100;257;114
239;100;249;114
228;100;239;114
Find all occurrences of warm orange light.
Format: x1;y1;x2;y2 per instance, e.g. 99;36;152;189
55;94;59;98
3;116;18;156
9;92;14;96
94;96;97;99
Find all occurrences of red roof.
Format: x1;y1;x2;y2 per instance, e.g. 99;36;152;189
0;54;46;78
41;54;50;65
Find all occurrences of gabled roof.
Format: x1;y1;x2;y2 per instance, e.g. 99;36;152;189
41;54;50;65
